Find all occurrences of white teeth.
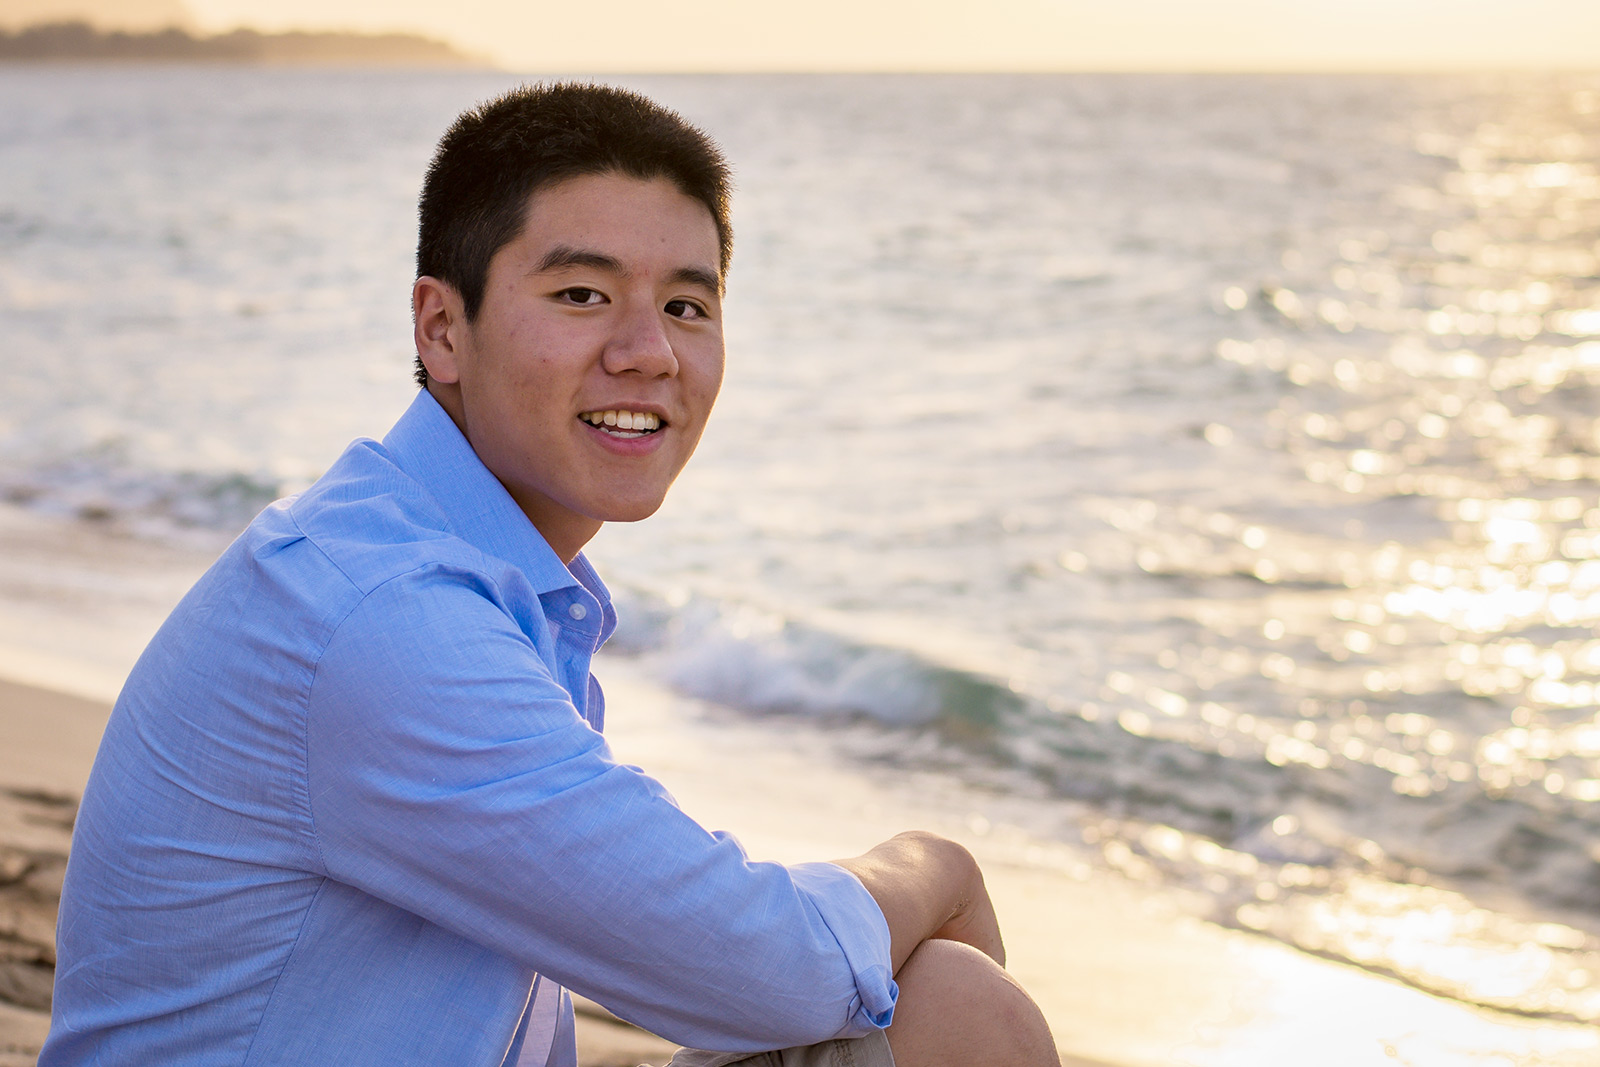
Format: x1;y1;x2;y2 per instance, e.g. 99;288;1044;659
580;410;661;433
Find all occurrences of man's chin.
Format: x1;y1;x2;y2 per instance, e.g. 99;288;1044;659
595;497;667;524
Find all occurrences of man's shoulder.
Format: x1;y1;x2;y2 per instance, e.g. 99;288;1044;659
249;436;499;598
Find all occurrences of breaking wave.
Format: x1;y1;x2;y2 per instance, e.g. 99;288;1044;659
607;583;1600;1024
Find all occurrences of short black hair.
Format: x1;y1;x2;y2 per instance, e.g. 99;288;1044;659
414;82;733;388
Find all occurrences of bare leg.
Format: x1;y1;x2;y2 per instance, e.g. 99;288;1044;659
884;939;1058;1067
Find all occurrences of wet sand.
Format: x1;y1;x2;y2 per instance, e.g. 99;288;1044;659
0;682;83;1064
0;667;1594;1066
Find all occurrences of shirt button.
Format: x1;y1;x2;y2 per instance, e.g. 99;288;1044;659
568;603;588;621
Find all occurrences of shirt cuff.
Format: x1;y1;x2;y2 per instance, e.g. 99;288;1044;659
788;861;899;1036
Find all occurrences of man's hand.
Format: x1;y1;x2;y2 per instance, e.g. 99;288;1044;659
833;831;1005;975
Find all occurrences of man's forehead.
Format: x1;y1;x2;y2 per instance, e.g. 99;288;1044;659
519;172;717;237
513;172;723;284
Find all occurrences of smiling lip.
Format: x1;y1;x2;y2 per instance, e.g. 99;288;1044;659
578;407;666;439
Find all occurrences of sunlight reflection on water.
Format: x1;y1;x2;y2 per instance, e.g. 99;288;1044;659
1056;78;1600;1021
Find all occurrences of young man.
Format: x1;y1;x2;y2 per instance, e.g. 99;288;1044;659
43;84;1056;1067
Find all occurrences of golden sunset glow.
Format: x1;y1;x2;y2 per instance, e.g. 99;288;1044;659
174;0;1600;72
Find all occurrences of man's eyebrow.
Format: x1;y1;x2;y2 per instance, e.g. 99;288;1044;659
532;246;625;277
670;266;723;296
532;245;722;295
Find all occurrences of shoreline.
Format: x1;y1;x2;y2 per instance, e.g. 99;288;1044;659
3;667;1595;1066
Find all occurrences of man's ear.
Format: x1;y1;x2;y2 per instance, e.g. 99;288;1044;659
414;276;466;386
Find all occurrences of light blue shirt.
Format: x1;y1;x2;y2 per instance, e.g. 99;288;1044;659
43;391;896;1066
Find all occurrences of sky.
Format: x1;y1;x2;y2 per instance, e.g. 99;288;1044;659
34;0;1600;71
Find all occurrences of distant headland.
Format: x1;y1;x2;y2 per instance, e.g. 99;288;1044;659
0;21;482;66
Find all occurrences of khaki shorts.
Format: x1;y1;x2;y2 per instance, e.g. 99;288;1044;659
661;1029;895;1067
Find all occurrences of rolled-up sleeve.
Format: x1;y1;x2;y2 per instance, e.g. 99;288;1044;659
304;564;897;1051
785;863;897;1034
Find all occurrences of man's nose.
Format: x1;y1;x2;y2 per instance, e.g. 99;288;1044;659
602;302;679;377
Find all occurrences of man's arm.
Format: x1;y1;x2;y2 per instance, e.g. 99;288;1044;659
833;831;1004;975
305;569;897;1051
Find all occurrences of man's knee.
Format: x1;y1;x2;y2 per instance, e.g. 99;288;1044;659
885;939;1057;1067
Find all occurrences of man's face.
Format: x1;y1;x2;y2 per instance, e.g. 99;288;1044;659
417;172;725;560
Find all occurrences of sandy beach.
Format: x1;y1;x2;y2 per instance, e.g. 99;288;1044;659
1;658;1596;1067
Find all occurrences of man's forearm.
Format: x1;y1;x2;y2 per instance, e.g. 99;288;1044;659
833;830;1004;974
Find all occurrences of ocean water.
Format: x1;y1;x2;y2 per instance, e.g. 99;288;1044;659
3;66;1599;1024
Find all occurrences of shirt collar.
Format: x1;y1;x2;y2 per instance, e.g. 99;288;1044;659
381;390;605;604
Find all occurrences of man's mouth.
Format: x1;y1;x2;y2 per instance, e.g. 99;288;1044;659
579;409;663;439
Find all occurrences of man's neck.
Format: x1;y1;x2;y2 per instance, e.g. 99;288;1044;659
513;501;601;566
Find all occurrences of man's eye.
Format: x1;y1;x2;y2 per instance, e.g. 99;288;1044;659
664;299;705;319
560;288;604;305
